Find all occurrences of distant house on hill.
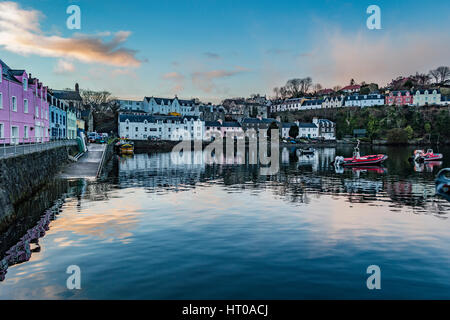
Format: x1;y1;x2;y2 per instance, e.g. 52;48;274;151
341;85;361;94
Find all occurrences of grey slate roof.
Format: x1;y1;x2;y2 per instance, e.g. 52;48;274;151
119;114;199;123
52;90;82;101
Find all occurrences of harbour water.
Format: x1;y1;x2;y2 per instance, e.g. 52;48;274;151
1;145;449;299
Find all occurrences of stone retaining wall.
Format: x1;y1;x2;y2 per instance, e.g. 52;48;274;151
0;145;77;230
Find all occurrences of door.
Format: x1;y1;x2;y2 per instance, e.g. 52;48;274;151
11;126;19;145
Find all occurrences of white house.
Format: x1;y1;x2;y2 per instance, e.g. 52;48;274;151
322;96;344;109
343;94;385;107
117;99;144;112
118;114;204;141
412;89;441;106
312;118;336;140
297;122;319;138
281;122;319;139
204;120;244;139
143;97;200;116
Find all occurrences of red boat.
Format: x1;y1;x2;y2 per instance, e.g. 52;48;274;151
333;141;388;167
413;149;443;162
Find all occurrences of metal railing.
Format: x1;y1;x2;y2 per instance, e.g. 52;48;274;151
0;137;78;159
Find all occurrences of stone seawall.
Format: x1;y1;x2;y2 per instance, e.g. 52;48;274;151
0;145;78;230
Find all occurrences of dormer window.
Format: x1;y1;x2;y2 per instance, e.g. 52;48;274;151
23;77;28;91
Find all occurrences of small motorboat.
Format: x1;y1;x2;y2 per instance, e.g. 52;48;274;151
332;141;388;167
410;149;443;163
116;139;134;155
435;168;450;201
120;142;134;155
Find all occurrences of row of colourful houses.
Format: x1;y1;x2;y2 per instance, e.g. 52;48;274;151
0;58;90;145
271;89;449;113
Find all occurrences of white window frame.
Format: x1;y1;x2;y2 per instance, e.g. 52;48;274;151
0;123;4;139
23;78;28;91
24;125;29;139
24;99;28;113
0;92;3;109
11;96;17;112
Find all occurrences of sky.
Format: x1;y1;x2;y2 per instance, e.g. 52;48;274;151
0;0;449;103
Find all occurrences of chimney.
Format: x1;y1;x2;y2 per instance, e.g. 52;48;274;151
75;83;79;92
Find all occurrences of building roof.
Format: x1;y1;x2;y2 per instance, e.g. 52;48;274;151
344;94;384;101
298;123;318;128
341;85;361;91
119;114;199;123
205;121;221;127
282;122;295;128
241;117;279;124
221;121;241;128
412;89;441;94
302;99;323;106
52;90;82;101
0;59;23;84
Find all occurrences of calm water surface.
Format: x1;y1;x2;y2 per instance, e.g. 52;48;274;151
1;145;449;299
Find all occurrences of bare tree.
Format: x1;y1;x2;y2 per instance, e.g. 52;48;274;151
286;78;302;97
300;77;312;94
273;87;280;99
429;69;440;83
313;83;323;93
436;66;450;83
415;72;431;86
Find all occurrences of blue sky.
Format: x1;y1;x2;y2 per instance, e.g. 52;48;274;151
0;0;449;102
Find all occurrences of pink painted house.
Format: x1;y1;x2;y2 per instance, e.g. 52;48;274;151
385;91;414;106
0;59;50;145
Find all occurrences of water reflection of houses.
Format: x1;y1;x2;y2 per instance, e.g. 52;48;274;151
118;152;207;189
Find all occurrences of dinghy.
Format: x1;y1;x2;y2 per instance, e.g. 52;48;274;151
332;141;388;167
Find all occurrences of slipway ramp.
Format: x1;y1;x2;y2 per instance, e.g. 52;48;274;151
59;144;106;180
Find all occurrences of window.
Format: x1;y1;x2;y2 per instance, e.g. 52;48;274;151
24;125;29;139
24;99;28;113
0;93;2;109
135;127;138;132
0;123;3;139
23;78;28;91
11;96;17;111
35;106;39;117
51;111;55;123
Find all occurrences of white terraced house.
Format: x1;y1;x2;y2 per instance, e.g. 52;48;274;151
116;96;201;116
144;97;200;116
412;89;441;106
118;114;204;141
343;94;385;107
322;96;344;109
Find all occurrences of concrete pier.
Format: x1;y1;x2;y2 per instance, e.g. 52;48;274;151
59;144;107;180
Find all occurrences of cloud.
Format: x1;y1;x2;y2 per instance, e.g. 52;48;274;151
303;30;450;87
204;52;221;59
0;1;142;67
53;59;75;74
162;72;184;81
191;67;249;93
162;72;185;93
